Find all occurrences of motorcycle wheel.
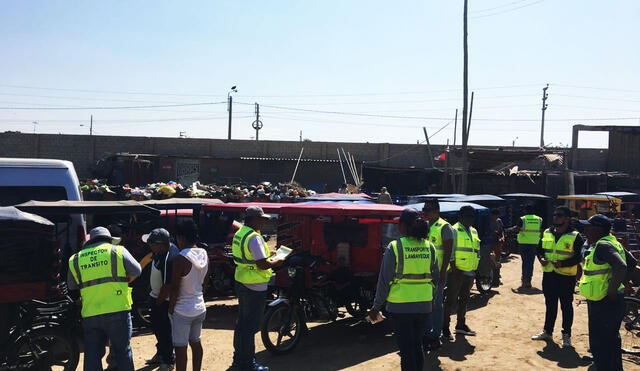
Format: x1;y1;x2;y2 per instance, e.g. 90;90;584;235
12;326;79;371
261;303;303;355
132;301;152;328
475;269;494;294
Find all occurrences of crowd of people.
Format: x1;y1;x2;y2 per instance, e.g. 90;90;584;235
369;202;637;371
66;201;637;371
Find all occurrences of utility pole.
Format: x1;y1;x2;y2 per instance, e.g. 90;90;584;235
90;115;93;136
460;0;470;194
540;84;549;148
227;86;237;140
423;127;436;168
252;102;263;141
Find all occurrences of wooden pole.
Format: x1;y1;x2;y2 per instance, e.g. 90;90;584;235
337;149;347;184
342;148;357;184
460;0;469;194
423;127;436;169
290;147;304;184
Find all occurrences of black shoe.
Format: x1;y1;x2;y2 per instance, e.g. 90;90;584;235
455;324;477;336
249;361;269;371
424;339;442;351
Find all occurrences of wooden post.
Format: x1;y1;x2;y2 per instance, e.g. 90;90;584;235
423;127;436;169
290;147;304;184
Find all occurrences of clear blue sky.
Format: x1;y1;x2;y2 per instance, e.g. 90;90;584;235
1;0;639;148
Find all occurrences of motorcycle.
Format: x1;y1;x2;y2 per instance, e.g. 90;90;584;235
206;242;236;297
0;295;80;371
260;252;375;355
475;245;501;294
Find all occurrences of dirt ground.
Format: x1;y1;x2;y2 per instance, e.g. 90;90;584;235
79;255;637;371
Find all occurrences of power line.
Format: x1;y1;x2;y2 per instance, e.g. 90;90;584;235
0;92;198;105
471;0;545;19
554;84;640;94
471;0;531;13
554;94;640;103
0;102;225;110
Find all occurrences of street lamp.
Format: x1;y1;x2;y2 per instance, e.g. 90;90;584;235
227;85;238;140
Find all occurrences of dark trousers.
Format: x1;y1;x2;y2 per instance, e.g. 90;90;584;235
150;298;174;364
233;281;268;368
587;293;625;371
388;313;430;371
444;269;475;329
542;272;575;336
520;244;537;282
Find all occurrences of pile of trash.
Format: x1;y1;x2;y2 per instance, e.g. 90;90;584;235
81;180;314;203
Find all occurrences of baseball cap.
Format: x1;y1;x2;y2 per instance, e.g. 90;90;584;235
579;214;612;230
142;228;171;244
245;206;270;219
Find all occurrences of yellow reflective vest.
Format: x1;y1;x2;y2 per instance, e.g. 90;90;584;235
69;243;132;318
579;235;626;301
453;222;481;272
428;218;451;271
232;225;272;284
540;229;579;276
517;215;543;245
387;237;435;304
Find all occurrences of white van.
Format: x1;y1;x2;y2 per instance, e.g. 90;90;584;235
0;158;87;254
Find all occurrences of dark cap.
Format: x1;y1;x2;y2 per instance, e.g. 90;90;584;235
142;228;171;244
579;214;612;230
245;206;270;219
400;208;421;224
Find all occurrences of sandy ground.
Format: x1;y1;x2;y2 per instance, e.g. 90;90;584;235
78;255;638;371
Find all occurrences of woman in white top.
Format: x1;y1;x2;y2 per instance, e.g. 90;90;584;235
169;220;209;371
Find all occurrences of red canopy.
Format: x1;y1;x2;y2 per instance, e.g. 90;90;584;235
203;202;404;217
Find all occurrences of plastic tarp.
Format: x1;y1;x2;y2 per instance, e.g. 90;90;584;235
440;195;505;202
140;198;223;209
500;193;551;200
0;206;54;227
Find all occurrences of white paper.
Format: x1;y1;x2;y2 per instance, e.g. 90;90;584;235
274;245;293;260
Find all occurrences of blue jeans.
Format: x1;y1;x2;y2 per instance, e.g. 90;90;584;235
588;293;625;371
425;281;445;341
233;281;268;368
82;311;133;371
520;244;537;282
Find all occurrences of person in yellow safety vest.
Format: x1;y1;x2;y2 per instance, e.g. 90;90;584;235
516;204;543;289
231;206;284;371
67;227;141;371
442;206;481;342
421;199;455;351
369;208;439;371
530;206;584;348
579;214;637;371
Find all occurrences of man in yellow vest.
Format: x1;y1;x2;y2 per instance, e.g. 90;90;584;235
516;204;543;289
422;200;454;350
530;206;583;348
579;214;636;371
443;206;481;341
231;206;283;371
67;227;141;371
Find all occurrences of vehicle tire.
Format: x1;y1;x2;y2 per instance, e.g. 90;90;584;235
621;296;640;356
475;269;494;294
11;325;79;371
261;304;303;355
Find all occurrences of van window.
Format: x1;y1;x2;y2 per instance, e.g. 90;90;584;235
0;186;68;206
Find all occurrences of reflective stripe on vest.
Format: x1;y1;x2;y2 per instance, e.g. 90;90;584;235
540;229;578;276
579;235;627;301
69;243;132;318
232;225;272;284
517;215;543;245
387;237;434;304
453;222;480;272
428;218;450;271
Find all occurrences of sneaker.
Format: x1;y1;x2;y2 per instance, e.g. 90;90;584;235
531;331;552;341
158;364;175;371
424;339;442;351
562;333;572;348
145;353;163;365
441;328;454;342
250;361;269;371
455;324;476;336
